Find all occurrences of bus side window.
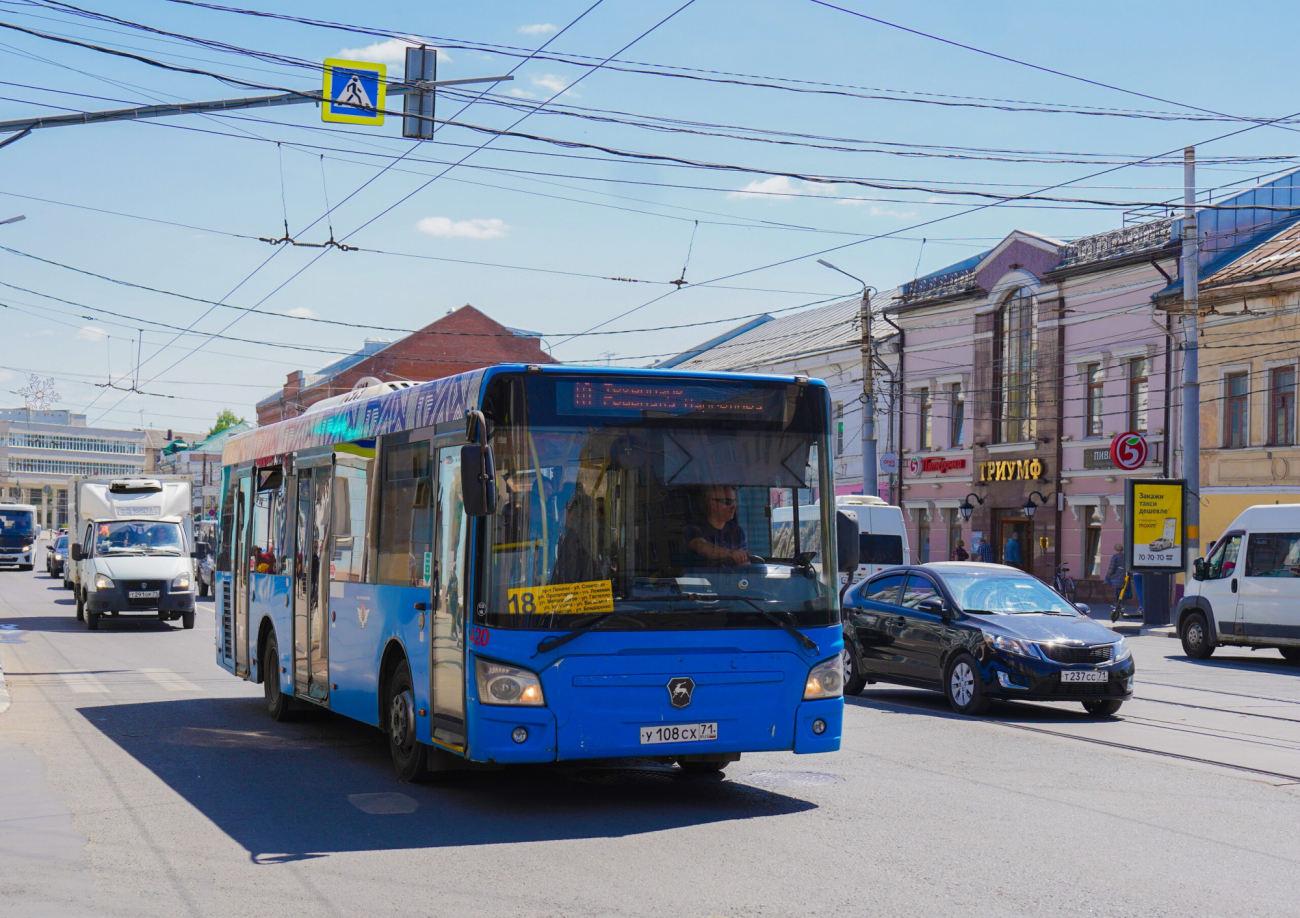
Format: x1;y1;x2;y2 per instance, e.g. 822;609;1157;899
375;439;434;588
331;463;371;583
249;483;284;575
217;475;236;573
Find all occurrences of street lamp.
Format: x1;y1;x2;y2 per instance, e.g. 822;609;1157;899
0;214;25;226
1023;490;1050;519
959;493;985;522
817;259;878;498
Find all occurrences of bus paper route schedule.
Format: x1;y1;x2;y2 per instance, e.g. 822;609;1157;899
507;581;616;616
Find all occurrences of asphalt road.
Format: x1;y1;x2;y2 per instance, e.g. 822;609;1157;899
2;545;1299;917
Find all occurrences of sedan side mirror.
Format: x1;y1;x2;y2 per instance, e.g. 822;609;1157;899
70;543;83;562
917;596;948;617
835;509;860;574
1075;602;1091;616
1192;558;1207;581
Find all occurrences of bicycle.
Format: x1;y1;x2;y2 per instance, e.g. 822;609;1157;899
1052;563;1076;602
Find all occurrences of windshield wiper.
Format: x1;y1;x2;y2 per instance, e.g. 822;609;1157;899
534;610;649;655
1011;610;1074;616
680;593;819;654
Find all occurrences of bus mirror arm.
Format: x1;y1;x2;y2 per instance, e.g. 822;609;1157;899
835;510;860;575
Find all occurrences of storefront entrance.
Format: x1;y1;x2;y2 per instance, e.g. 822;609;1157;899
994;511;1032;571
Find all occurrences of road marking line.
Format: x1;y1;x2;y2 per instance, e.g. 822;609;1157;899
61;672;109;693
139;668;201;692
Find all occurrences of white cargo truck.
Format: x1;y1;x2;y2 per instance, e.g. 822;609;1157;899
68;477;200;631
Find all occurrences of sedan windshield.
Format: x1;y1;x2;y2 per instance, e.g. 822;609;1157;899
483;374;836;630
942;572;1078;615
92;520;185;555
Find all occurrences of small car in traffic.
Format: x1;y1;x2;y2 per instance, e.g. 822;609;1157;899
46;534;69;578
842;562;1134;716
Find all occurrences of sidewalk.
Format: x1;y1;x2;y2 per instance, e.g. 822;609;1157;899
1078;603;1177;638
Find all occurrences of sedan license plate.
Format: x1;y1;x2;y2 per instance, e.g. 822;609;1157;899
128;590;160;599
639;723;718;745
1061;670;1108;683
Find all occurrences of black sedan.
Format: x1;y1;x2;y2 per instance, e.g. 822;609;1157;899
46;534;69;578
842;562;1134;716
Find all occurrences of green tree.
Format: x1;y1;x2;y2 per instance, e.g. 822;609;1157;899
207;409;247;439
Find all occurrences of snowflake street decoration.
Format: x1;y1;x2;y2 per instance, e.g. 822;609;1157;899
17;374;60;410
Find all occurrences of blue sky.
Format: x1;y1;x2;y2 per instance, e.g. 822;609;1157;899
1;0;1297;432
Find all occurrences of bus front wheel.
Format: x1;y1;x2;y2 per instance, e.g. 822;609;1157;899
262;634;293;722
387;660;428;782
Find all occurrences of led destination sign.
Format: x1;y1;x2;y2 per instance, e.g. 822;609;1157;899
558;381;786;420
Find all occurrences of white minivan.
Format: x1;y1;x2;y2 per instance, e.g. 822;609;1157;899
1177;504;1300;662
771;495;910;584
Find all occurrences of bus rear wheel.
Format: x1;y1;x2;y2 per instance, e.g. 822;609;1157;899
387;659;428;782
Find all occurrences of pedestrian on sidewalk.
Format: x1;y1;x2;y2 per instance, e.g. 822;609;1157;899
1004;532;1022;568
975;536;994;563
952;539;969;561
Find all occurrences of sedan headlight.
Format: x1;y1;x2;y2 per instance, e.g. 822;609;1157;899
1110;636;1132;663
986;633;1043;659
475;658;545;706
93;573;114;590
171;572;192;590
803;656;844;699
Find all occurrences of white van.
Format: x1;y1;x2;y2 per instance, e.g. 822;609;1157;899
1177;504;1300;662
771;495;909;584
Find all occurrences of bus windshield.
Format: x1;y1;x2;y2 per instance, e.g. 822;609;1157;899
484;374;836;631
0;509;36;537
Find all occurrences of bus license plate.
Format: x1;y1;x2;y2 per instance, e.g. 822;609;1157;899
129;590;160;599
640;723;718;745
1061;671;1107;683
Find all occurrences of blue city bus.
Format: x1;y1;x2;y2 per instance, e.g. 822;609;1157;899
215;365;851;779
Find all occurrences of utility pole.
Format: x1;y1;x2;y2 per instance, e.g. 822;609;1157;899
1182;146;1201;576
818;260;877;496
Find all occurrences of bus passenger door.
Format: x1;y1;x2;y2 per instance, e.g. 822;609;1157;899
431;446;467;746
292;464;331;703
233;471;251;677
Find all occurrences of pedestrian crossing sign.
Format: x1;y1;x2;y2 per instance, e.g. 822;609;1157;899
321;58;386;125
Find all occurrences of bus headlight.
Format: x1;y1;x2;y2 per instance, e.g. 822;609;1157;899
93;573;114;591
804;656;844;700
171;572;192;591
475;658;545;706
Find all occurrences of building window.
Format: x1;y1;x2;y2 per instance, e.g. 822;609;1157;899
917;514;931;564
835;401;844;456
948;508;963;560
949;384;965;447
1084;506;1103;578
1127;357;1149;433
917;388;932;451
1085;363;1105;438
1269;367;1296;446
1225;372;1248;448
994;289;1035;443
4;458;141;476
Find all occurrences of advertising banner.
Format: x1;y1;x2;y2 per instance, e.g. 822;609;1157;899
1124;478;1186;572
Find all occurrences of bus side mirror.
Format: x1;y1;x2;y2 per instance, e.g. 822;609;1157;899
836;509;860;574
1192;558;1207;581
461;444;498;517
70;543;82;562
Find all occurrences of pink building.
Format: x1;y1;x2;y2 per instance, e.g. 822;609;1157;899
895;221;1176;601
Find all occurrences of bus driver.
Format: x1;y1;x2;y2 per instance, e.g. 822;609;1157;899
686;485;750;566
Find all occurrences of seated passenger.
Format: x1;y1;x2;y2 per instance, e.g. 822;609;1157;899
686;485;750;567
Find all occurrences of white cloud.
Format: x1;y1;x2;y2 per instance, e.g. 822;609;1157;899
727;176;815;201
286;306;316;319
336;38;450;66
23;328;54;338
531;74;578;97
507;87;538;99
518;23;558;35
834;198;917;218
415;217;509;240
76;325;108;341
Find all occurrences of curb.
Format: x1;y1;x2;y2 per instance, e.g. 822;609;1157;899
0;657;9;715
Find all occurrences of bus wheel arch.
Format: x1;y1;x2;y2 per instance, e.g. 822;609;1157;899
254;616;277;685
378;639;409;727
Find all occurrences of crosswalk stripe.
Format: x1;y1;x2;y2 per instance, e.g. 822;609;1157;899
139;668;201;692
61;672;109;693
